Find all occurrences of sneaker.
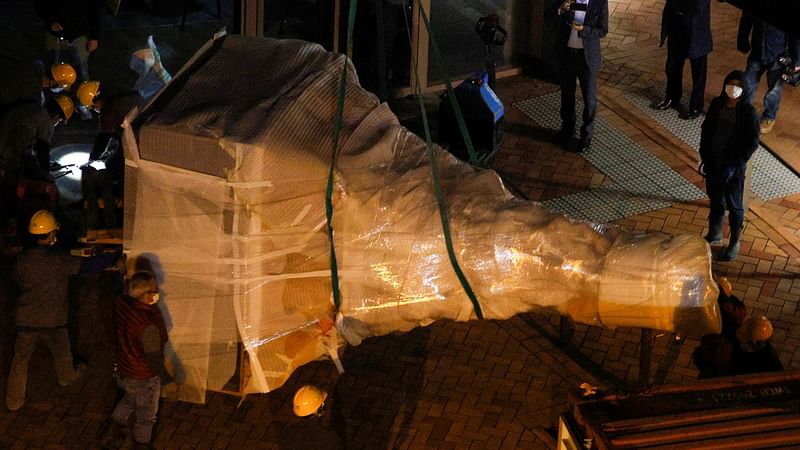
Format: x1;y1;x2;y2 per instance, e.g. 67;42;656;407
760;118;775;134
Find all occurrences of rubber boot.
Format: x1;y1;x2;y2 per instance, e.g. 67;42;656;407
99;421;126;449
720;226;742;261
705;218;723;244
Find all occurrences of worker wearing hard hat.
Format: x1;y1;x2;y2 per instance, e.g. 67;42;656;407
279;385;344;450
76;80;146;229
0;91;72;231
730;316;784;375
6;210;86;412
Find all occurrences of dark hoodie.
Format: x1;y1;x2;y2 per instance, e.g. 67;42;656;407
699;70;760;170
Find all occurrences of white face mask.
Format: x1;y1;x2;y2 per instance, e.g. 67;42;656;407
725;84;743;99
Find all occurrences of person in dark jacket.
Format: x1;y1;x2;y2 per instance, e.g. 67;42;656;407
78;82;146;229
730;316;784;376
655;0;712;120
100;271;174;450
698;70;760;261
692;276;745;379
5;210;85;411
738;12;800;134
552;0;609;153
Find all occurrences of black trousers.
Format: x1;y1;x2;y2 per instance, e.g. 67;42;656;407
665;40;707;111
560;48;598;141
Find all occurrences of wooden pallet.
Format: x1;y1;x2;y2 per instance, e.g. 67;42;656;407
80;227;123;245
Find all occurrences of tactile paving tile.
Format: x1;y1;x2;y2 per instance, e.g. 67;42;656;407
514;93;706;223
624;87;800;201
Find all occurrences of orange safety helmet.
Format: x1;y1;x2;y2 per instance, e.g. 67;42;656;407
76;80;101;107
51;62;77;89
53;95;74;121
737;316;774;343
28;210;59;235
292;385;327;417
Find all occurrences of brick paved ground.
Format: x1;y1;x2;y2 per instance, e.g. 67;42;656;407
2;1;800;449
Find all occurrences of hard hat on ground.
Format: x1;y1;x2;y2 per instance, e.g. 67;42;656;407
51;63;77;89
54;95;74;121
737;316;774;343
29;210;59;235
717;276;733;297
76;80;101;107
293;385;327;417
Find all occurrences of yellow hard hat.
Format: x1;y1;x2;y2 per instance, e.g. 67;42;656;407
292;385;327;417
718;276;733;297
29;210;59;235
51;63;77;89
76;80;100;107
54;95;74;121
737;316;774;343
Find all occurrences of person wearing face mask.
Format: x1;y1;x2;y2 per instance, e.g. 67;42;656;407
698;70;760;261
101;271;173;450
5;210;86;411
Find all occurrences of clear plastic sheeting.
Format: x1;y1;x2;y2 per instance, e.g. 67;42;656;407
123;33;720;403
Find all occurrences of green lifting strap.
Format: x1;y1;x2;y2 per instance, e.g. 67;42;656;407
400;0;484;320
325;0;359;313
417;3;480;167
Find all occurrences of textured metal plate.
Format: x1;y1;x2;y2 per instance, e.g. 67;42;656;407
514;92;704;223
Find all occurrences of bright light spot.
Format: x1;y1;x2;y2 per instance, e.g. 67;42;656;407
57;151;90;181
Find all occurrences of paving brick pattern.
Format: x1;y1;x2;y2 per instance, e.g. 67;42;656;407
3;1;800;449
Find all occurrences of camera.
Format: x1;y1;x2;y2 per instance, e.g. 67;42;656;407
778;54;800;87
476;14;507;47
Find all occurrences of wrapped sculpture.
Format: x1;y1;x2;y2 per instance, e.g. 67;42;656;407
122;32;720;403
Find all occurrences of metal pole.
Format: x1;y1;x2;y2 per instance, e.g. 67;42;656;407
559;315;572;346
639;328;652;385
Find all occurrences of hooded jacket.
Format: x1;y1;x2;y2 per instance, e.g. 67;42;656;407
699;71;760;169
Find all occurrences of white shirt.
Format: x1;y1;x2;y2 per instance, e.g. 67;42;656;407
567;0;590;49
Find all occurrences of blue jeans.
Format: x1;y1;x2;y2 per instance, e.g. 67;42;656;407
111;375;161;444
706;166;745;231
743;58;784;120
